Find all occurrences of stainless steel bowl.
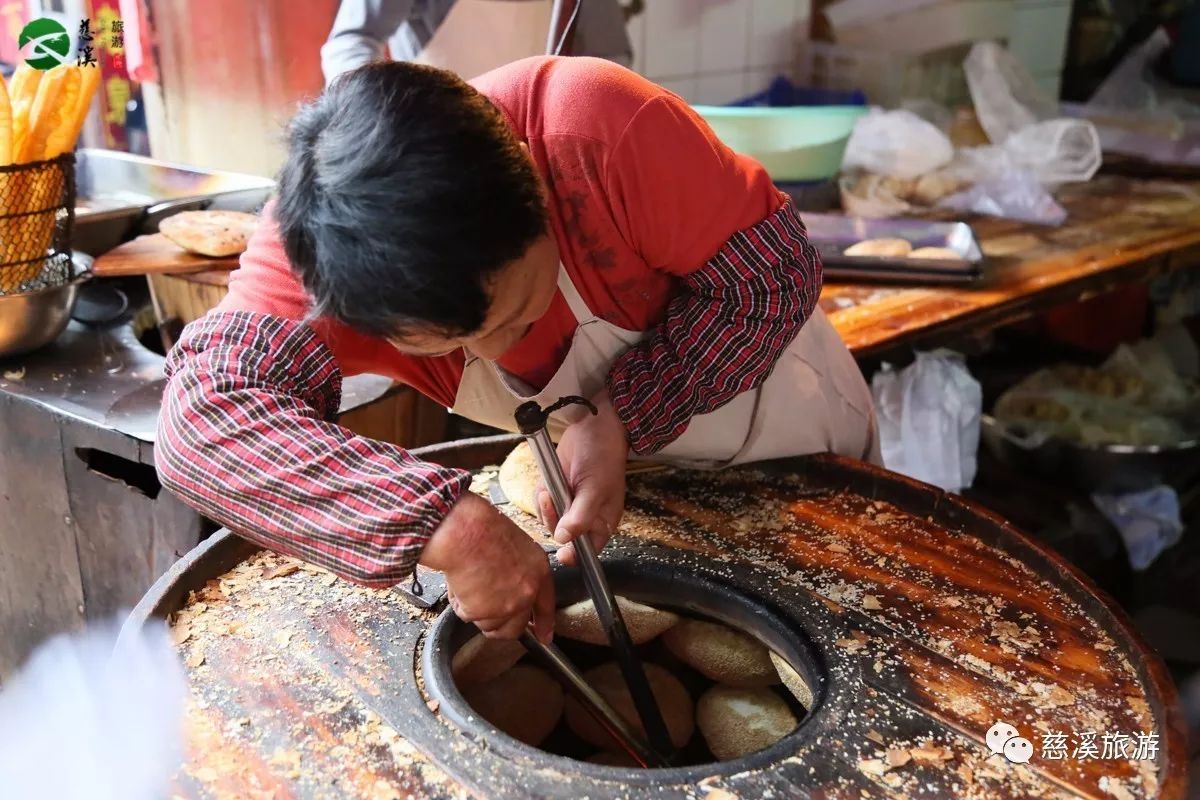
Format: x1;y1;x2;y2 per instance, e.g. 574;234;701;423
981;414;1200;494
0;278;84;358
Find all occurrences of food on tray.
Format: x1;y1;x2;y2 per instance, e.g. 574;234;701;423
451;633;526;684
158;210;259;257
663;618;778;688
769;651;813;709
843;237;913;258
994;336;1200;447
908;246;960;260
556;596;679;646
696;686;798;760
461;664;563;746
564;661;695;749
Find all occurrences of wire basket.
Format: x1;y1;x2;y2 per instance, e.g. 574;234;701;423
0;153;76;295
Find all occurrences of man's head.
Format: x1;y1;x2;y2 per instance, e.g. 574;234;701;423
276;62;558;359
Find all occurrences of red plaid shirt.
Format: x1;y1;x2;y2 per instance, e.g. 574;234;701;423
156;57;822;586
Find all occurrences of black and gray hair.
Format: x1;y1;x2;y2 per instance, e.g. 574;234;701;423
275;62;548;338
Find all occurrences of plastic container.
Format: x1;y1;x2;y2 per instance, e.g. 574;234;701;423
691;105;867;182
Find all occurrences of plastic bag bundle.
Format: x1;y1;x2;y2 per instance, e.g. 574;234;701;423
963;42;1101;185
841;108;955;179
871;350;982;493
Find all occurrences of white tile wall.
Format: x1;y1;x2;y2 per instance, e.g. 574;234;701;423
694;72;748;105
633;0;812;105
699;0;750;74
642;0;702;80
1008;0;1072;74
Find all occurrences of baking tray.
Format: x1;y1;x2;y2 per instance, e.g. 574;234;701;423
73;149;275;256
802;213;985;284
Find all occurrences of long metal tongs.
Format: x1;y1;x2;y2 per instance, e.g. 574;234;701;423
514;398;675;763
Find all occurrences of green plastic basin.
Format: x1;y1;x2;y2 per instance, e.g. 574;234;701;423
691;105;867;182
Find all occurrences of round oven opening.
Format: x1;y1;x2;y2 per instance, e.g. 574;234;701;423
421;559;826;781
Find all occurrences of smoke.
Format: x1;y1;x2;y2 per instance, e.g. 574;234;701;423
0;617;187;800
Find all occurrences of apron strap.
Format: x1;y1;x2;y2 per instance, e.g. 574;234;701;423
556;265;595;324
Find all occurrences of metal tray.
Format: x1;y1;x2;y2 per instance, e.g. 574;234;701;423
802;213;985;284
73;149;275;255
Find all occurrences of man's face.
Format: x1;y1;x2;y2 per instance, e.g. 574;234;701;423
389;232;560;360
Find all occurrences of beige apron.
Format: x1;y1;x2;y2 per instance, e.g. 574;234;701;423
415;0;552;78
450;266;882;467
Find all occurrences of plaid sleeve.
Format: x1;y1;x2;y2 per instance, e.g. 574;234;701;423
606;203;821;455
156;310;470;587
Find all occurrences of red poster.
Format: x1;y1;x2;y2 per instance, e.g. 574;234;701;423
83;0;130;150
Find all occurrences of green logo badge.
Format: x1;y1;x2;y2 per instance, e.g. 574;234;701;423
19;18;72;71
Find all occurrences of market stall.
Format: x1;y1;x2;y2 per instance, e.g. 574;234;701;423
0;2;1197;799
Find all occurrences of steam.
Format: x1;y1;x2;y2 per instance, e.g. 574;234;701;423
0;617;187;800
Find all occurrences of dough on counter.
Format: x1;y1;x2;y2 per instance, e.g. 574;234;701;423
697;686;798;760
498;441;541;518
663;619;778;687
158;210;259;258
769;651;813;710
564;661;694;750
907;246;961;260
461;665;563;747
843;238;913;258
556;597;679;646
452;633;526;685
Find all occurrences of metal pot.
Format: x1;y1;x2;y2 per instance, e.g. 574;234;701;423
981;413;1200;494
0;272;88;359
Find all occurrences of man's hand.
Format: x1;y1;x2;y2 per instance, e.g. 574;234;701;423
536;390;629;567
420;492;554;642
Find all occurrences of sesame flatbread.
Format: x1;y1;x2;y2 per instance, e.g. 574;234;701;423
159;210;259;258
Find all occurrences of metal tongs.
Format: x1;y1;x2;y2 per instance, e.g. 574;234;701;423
514;398;674;767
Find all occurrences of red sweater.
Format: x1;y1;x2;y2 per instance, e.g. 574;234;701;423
157;57;821;585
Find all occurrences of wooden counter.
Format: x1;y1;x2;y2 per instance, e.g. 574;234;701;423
821;176;1200;357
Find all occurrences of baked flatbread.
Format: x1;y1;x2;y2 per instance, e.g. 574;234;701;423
451;633;526;685
564;661;694;749
556;596;678;645
908;246;960;260
770;651;813;709
498;441;541;517
461;665;563;746
697;686;797;759
663;618;778;687
159;210;259;258
843;237;913;258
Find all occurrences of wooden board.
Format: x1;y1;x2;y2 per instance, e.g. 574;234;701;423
133;447;1186;800
822;176;1200;357
93;233;241;278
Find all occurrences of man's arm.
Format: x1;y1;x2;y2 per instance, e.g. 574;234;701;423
321;0;417;85
602;95;822;455
156;310;470;587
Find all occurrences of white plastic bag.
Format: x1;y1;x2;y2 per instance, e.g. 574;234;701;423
871;350;982;493
842;107;955;179
938;167;1068;226
964;42;1101;184
964;41;1057;143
